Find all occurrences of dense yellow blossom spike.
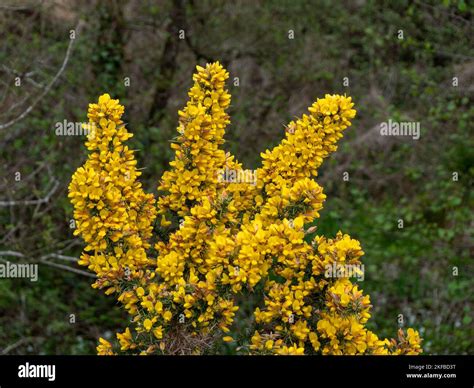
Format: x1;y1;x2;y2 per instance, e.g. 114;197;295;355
157;62;232;216
258;94;356;197
68;93;157;289
250;231;421;355
69;63;421;356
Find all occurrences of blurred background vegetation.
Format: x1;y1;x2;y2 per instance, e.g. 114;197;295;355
0;0;472;355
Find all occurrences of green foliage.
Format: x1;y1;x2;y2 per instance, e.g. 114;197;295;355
0;0;472;355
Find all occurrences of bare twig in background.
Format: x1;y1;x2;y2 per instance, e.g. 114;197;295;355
39;252;78;263
1;337;32;355
0;19;84;134
0;250;25;258
0;250;94;278
0;0;45;12
40;259;95;278
2;65;45;88
0;161;46;191
0;178;59;206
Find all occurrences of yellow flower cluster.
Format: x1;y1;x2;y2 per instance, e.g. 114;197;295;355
250;232;421;355
68;94;156;293
69;62;422;355
157;63;231;216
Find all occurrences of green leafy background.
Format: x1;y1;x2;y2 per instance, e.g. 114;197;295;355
0;0;472;354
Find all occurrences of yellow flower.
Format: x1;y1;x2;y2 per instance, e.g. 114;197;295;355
153;326;163;340
160;215;172;227
117;328;136;351
71;62;421;356
163;311;173;322
143;319;153;332
154;301;163;313
97;337;114;355
265;340;274;350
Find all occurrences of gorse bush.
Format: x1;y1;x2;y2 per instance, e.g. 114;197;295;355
68;62;422;355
